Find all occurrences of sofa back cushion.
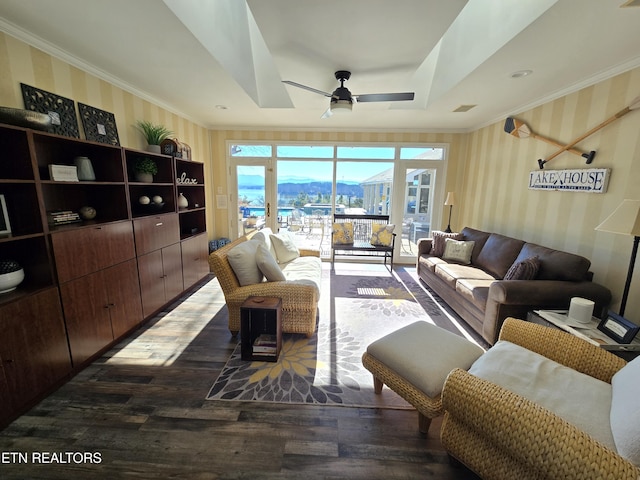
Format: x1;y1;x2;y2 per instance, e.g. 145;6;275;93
474;233;525;279
460;227;491;262
515;243;591;281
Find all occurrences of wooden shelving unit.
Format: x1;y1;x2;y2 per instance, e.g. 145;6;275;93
0;123;210;427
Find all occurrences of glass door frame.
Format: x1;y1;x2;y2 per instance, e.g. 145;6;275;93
391;158;447;263
228;157;278;239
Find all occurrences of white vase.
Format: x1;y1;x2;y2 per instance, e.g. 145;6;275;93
146;144;161;154
178;193;189;209
74;156;96;181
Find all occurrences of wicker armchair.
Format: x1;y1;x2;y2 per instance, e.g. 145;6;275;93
440;318;639;480
208;235;320;337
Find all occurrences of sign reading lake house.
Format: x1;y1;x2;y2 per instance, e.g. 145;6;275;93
528;168;610;193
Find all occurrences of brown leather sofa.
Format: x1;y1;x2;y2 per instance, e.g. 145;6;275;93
416;227;612;344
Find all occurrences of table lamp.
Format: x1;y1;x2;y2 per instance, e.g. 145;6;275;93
444;192;456;233
595;199;640;316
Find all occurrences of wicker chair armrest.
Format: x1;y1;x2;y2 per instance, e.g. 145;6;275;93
299;248;320;258
226;281;319;304
442;368;639;480
499;318;626;383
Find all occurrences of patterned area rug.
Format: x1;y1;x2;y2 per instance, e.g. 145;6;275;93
207;264;485;408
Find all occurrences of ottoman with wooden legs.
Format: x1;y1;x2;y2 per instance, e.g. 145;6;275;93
362;321;485;434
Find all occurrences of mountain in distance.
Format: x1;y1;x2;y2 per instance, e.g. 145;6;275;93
238;175;362;197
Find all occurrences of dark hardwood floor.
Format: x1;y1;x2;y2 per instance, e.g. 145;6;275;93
0;275;480;479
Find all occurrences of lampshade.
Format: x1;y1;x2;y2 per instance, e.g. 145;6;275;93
330;99;353;113
444;192;456;206
595;199;640;236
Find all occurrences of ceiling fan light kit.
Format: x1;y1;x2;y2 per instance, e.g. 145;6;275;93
283;70;414;118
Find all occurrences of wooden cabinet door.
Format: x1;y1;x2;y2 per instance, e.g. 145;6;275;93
0;288;71;415
181;234;209;289
162;243;184;303
133;214;180;256
52;221;135;283
105;259;143;339
60;272;113;366
137;249;166;318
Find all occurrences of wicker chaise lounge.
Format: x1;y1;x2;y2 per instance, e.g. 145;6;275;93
208;231;321;337
441;318;640;480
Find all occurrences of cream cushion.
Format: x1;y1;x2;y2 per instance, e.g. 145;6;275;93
280;255;322;296
255;243;285;282
610;356;640;466
252;228;277;258
442;238;475;264
227;240;263;286
469;340;616;451
270;232;300;263
366;321;484;398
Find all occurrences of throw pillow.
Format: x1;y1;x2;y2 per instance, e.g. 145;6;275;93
610;356;640;466
270;232;300;264
226;240;263;286
504;256;540;280
332;222;354;245
442;238;475;264
370;223;395;247
430;231;463;257
255;243;286;282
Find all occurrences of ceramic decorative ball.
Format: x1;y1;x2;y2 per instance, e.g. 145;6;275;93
79;206;97;220
0;259;25;294
139;195;150;205
152;195;163;204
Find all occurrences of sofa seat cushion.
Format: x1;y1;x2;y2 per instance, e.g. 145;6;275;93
435;263;496;289
280;255;322;296
419;255;448;272
469;341;616;451
473;233;525;279
515;243;590;281
456;278;494;310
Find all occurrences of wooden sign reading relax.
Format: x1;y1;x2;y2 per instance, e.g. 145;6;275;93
528;168;610;193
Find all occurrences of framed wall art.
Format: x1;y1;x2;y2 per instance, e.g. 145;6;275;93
0;195;12;236
20;83;80;138
78;102;120;146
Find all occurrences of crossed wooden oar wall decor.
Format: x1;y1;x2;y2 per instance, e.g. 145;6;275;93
505;95;640;169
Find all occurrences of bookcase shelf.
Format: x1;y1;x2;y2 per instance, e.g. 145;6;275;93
0;123;210;428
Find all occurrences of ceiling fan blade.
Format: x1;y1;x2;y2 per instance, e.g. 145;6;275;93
354;92;415;103
321;107;333;119
282;80;332;97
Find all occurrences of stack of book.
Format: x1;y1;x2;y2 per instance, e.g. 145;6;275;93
47;210;82;226
252;334;277;356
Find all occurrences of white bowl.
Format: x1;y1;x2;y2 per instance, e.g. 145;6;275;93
0;268;25;294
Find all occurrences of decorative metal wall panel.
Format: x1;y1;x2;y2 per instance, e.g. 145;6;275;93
20;83;79;138
78;103;120;146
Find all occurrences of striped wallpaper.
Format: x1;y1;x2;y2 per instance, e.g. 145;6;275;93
1;29;639;323
0;31;213;235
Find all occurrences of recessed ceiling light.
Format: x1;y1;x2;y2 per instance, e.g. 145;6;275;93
215;105;228;110
510;70;533;78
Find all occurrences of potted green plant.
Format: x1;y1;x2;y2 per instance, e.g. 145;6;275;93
136;120;173;153
133;157;158;183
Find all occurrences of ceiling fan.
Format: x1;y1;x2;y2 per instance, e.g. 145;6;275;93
283;70;415;118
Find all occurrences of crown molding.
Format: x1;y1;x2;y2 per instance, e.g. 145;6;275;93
0;18;206;128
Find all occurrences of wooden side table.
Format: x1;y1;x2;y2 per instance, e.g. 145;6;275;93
240;296;282;362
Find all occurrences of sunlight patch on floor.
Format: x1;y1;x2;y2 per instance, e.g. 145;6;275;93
357;287;389;296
